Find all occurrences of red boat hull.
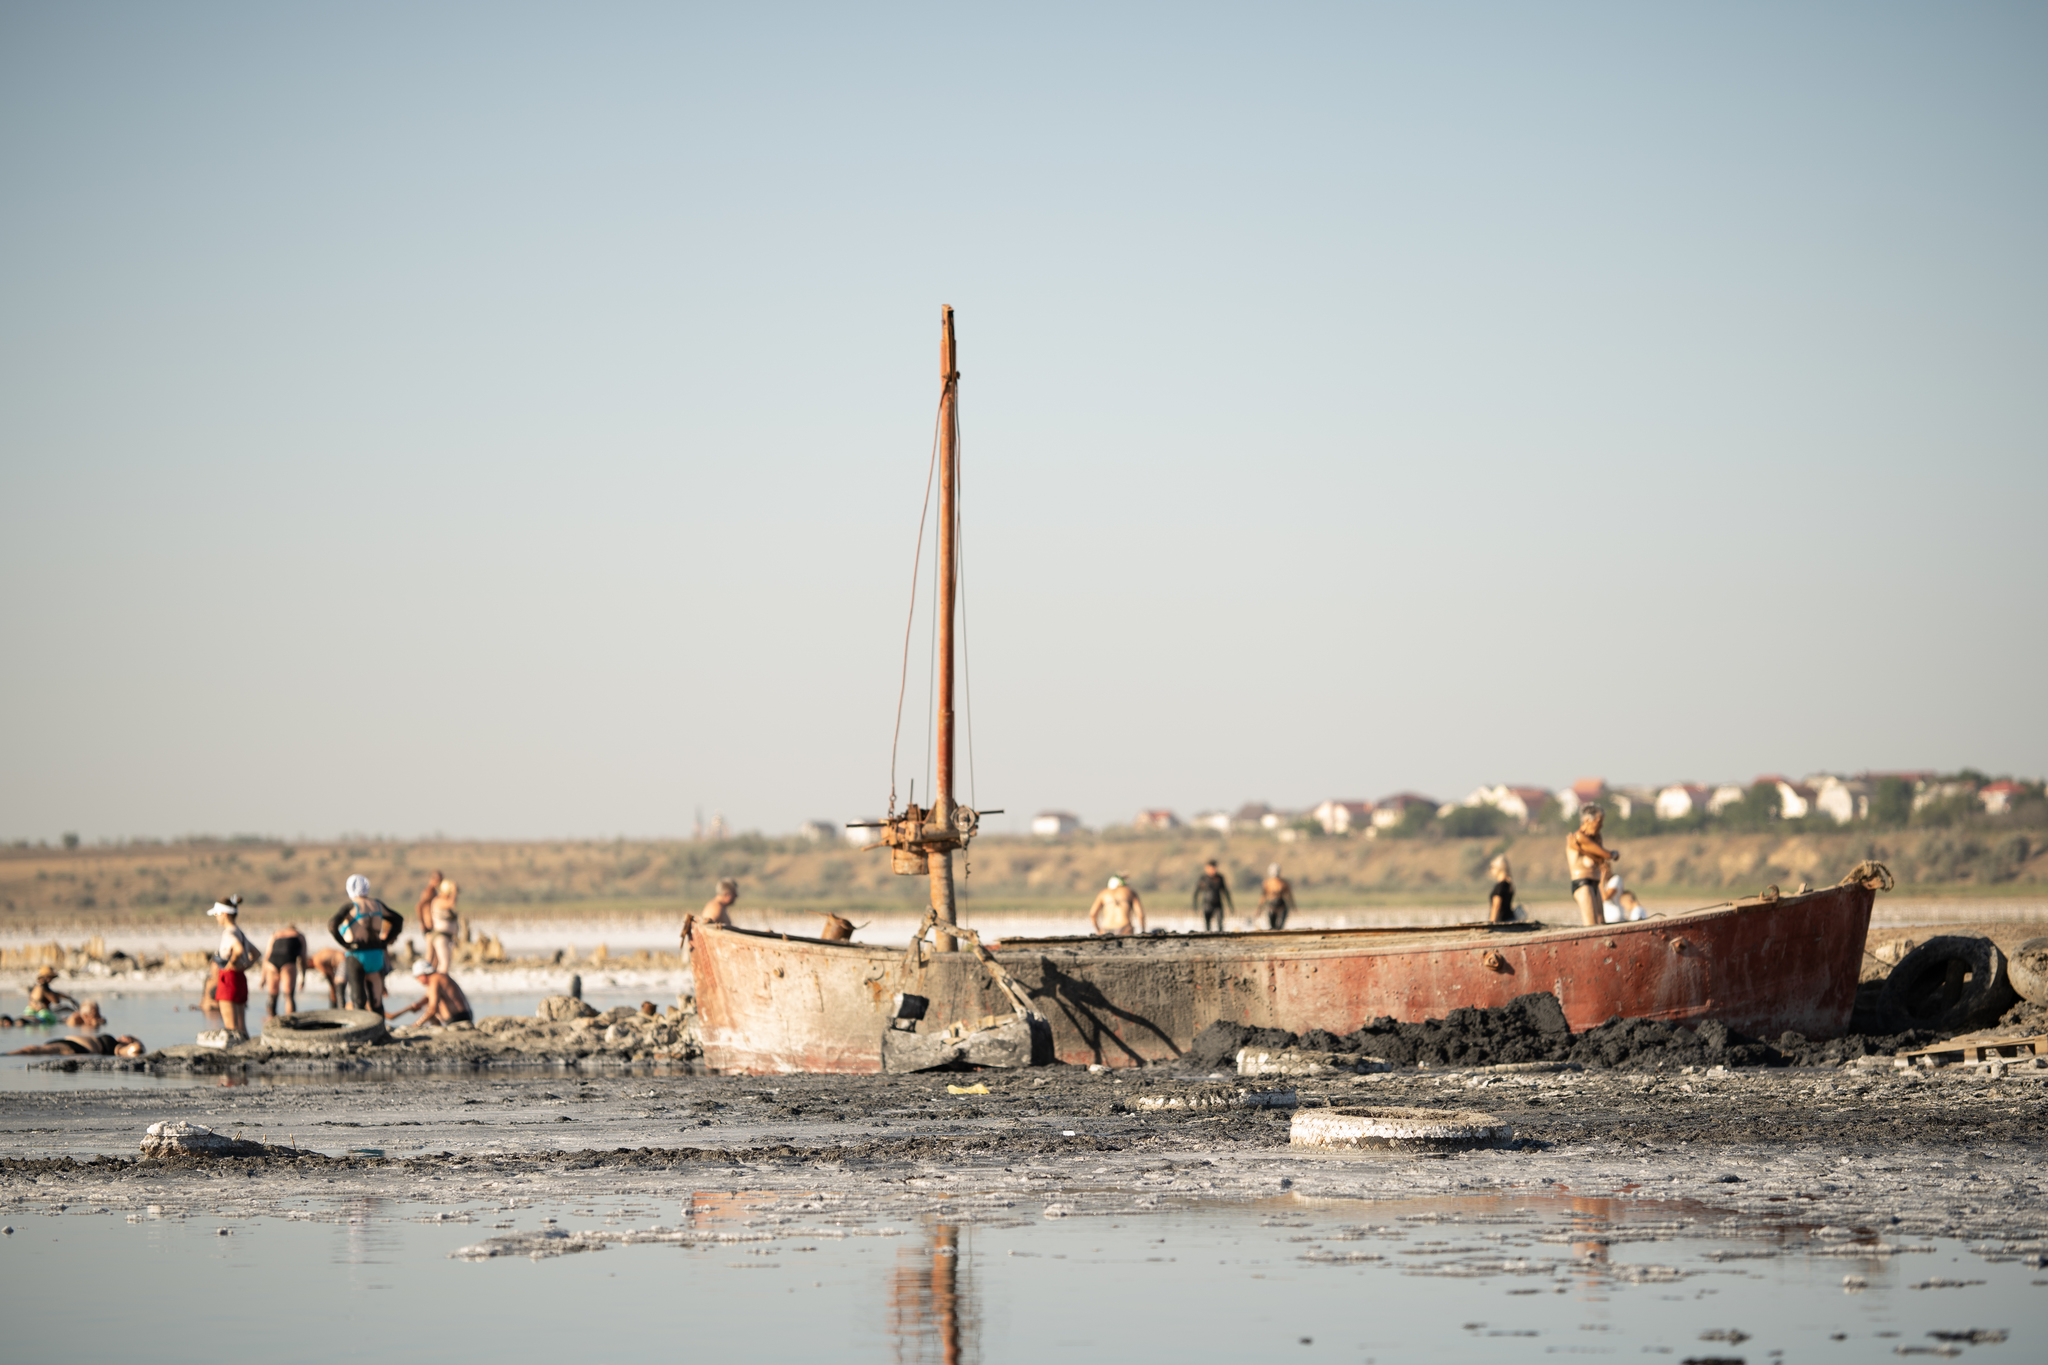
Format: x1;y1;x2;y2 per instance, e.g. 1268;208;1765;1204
687;882;1876;1074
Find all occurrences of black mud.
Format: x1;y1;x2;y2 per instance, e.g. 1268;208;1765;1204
1186;991;1941;1074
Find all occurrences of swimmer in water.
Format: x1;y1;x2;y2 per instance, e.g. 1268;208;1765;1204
700;878;739;927
1088;875;1146;936
66;999;106;1029
28;966;78;1016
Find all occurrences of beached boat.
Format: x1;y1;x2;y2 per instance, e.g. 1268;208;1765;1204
684;308;1890;1075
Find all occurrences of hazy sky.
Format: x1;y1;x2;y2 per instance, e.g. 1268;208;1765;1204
3;3;2043;842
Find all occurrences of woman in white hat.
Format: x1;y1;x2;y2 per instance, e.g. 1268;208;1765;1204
208;895;258;1042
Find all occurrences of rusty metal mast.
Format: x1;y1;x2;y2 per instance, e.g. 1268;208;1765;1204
930;305;961;952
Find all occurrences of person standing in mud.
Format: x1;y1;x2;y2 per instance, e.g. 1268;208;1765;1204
328;875;404;1012
1259;864;1296;930
1192;859;1234;932
1088;875;1146;935
263;923;306;1016
1565;804;1619;927
208;897;258;1042
422;874;461;974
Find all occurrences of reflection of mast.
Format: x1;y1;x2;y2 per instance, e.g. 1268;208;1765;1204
887;1221;973;1365
931;1224;960;1365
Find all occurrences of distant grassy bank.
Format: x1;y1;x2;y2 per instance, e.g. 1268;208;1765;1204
2;825;2042;931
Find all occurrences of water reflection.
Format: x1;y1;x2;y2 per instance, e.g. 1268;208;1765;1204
890;1223;976;1365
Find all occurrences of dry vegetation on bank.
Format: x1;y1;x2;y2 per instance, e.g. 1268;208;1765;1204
2;825;2043;929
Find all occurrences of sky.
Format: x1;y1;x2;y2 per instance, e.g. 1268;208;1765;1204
2;3;2043;842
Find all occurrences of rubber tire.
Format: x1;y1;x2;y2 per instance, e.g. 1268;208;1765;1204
1877;935;2018;1034
1290;1106;1513;1152
2008;937;2048;1008
261;1008;386;1047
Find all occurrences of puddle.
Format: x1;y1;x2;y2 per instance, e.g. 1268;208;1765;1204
3;1189;2040;1361
0;992;658;1090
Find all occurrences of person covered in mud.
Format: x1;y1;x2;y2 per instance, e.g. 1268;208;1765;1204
328;875;404;1012
1192;859;1234;932
1088;875;1146;936
7;1033;146;1058
421;873;461;974
308;946;345;1007
65;999;107;1029
263;923;307;1016
1565;804;1619;928
1487;855;1516;925
26;966;78;1018
1259;864;1296;930
386;959;473;1027
700;878;739;927
209;896;259;1042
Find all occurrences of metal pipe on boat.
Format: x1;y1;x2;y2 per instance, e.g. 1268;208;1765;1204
932;305;961;952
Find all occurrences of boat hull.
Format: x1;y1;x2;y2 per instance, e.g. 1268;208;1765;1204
687;882;1876;1074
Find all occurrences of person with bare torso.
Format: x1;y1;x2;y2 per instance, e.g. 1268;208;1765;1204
1565;804;1619;927
419;871;461;974
1259;864;1296;930
701;879;738;926
387;959;474;1026
1088;876;1146;936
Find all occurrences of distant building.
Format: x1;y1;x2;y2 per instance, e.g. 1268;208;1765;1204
1980;781;2022;815
844;819;883;846
1313;800;1374;835
1232;803;1274;831
1133;809;1181;831
1371;793;1437;830
1914;778;1978;812
1806;775;1869;824
1655;785;1712;820
1032;811;1082;838
1566;778;1606;817
1190;810;1233;834
1755;776;1816;820
796;820;838;843
1708;784;1748;815
1464;785;1551;825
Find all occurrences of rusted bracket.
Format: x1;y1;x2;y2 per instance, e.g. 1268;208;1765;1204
899;908;1040;1018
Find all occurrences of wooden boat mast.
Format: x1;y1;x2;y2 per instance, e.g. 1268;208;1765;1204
931;305;961;951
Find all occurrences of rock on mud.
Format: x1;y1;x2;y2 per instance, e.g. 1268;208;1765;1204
1290;1106;1514;1152
140;1121;275;1159
536;995;599;1021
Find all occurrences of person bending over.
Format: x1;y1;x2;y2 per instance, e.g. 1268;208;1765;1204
386;960;473;1027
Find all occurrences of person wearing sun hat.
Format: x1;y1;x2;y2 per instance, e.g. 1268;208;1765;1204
27;964;79;1020
208;895;258;1041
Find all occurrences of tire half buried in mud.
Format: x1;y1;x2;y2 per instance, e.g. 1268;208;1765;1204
1877;935;2019;1034
1290;1106;1513;1153
261;1008;386;1049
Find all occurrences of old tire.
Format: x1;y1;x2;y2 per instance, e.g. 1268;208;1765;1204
1877;936;2018;1034
1290;1106;1512;1152
2009;937;2048;1007
261;1008;386;1048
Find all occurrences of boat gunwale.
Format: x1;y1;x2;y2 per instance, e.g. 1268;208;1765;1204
693;886;1861;966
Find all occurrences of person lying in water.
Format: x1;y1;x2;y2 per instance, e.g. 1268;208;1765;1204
8;1034;145;1057
66;1000;106;1029
385;959;473;1026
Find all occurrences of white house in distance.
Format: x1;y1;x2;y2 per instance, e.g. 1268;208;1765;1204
1980;781;2022;815
1708;784;1748;815
1313;800;1374;835
1190;810;1232;834
1371;793;1437;830
1655;784;1712;819
796;820;838;843
1032;811;1082;837
1806;775;1869;823
1462;785;1552;825
1132;809;1181;830
843;819;882;846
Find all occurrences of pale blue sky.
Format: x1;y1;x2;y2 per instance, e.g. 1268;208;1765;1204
2;3;2042;841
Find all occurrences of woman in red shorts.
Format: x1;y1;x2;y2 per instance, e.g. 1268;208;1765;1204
208;896;258;1043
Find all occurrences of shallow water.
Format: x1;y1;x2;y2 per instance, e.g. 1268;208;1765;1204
0;991;658;1090
4;1187;2040;1362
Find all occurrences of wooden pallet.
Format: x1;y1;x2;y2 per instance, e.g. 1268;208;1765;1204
1899;1034;2048;1066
